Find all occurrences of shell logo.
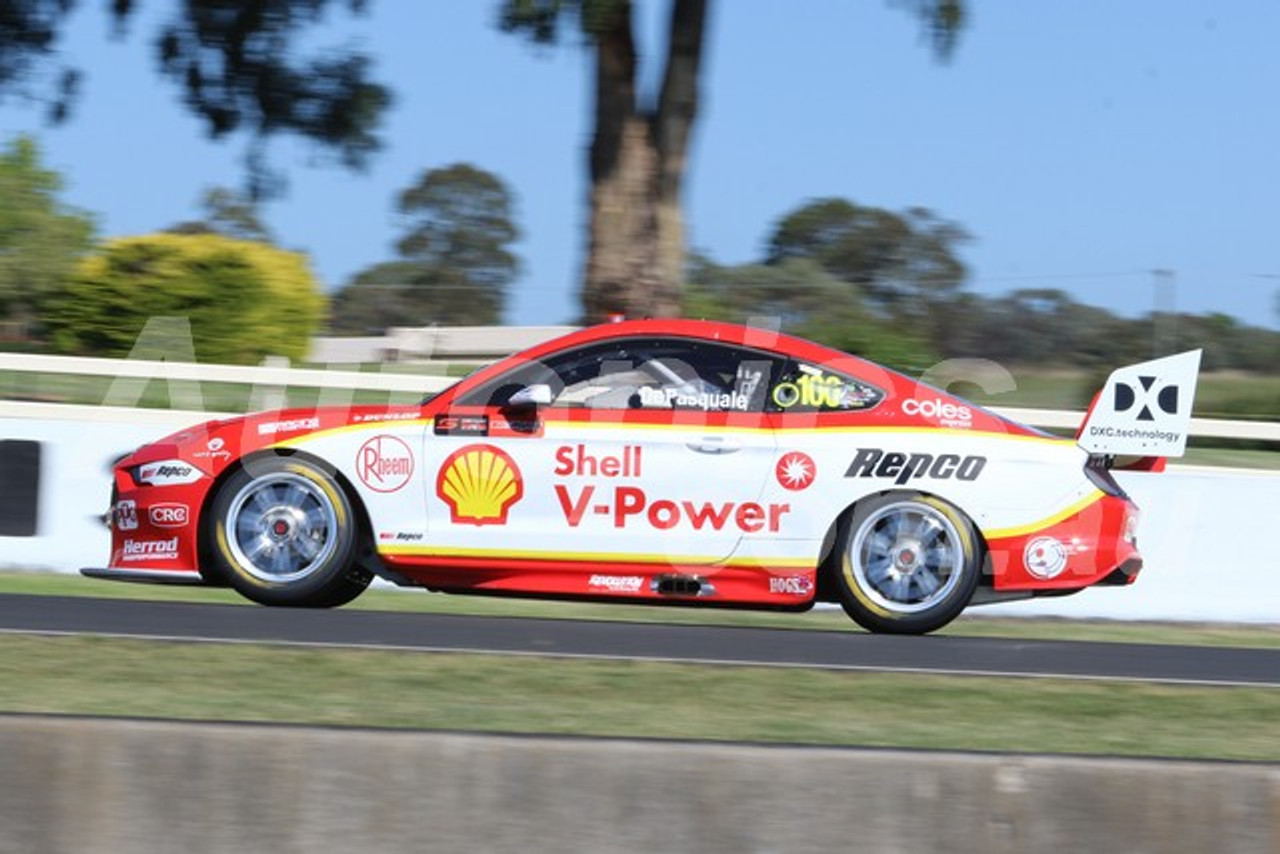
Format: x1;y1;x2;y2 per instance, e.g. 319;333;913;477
436;444;524;526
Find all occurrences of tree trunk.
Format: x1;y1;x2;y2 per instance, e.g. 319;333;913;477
582;0;706;323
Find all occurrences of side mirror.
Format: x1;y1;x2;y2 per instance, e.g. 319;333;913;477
507;383;553;408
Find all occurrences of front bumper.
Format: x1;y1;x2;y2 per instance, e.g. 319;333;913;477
80;567;205;585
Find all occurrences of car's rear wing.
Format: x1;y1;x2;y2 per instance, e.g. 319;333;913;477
1076;350;1202;464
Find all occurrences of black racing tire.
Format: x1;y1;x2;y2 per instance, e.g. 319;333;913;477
833;492;980;635
206;455;371;607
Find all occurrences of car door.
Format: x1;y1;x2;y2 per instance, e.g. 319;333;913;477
422;336;784;566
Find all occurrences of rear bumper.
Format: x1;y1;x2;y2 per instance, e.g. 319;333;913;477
986;493;1141;591
1096;556;1145;586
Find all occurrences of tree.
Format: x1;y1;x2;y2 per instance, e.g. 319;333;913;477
166;186;274;242
0;1;82;123
0;134;96;339
3;1;963;315
45;233;324;364
685;254;937;370
502;0;964;321
0;1;392;197
766;198;970;322
329;163;520;332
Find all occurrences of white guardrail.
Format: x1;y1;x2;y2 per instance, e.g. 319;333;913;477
2;350;1278;440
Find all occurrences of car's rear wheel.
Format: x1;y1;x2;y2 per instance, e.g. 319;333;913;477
833;492;980;634
207;455;371;607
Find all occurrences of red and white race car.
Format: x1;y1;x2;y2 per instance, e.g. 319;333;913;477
84;319;1200;634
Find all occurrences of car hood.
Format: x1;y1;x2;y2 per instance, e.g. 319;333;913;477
118;404;425;475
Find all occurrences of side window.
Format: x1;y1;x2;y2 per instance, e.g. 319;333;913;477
767;360;884;413
456;338;785;413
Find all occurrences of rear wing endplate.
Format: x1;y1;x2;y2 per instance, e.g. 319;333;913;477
1077;350;1202;458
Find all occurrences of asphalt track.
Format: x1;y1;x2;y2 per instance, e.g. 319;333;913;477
0;593;1276;687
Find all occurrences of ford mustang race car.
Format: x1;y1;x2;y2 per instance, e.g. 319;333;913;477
83;319;1201;634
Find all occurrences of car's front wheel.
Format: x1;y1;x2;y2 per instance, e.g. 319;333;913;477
207;455;371;607
833;492;980;634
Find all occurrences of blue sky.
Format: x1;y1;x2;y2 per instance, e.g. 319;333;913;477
4;1;1278;330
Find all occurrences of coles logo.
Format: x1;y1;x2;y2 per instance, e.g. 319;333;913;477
1024;536;1069;579
437;444;524;526
775;451;816;491
148;503;189;528
902;397;972;428
357;435;415;493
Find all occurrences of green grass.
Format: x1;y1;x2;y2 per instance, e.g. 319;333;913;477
962;366;1280;421
0;361;480;412
1;634;1277;761
3;571;1277;760
1176;447;1280;470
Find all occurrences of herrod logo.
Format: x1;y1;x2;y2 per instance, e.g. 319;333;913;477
437;444;524;526
845;448;986;486
356;435;415;493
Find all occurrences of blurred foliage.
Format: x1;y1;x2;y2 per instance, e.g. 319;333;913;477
693;195;1280;383
2;1;963;317
766;199;970;320
148;0;392;197
329;163;520;332
0;134;96;339
44;233;324;364
685;254;938;370
166;186;274;242
0;0;80;122
0;1;390;198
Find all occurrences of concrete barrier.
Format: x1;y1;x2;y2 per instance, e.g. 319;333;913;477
0;716;1276;854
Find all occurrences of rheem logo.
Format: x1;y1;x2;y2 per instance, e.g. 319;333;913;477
357;435;415;493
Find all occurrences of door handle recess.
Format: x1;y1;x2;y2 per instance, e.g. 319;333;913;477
686;437;742;454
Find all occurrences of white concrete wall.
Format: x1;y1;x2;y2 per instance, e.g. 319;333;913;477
998;464;1280;622
2;410;1278;623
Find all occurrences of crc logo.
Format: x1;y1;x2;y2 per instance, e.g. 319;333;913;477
356;435;415;493
845;448;986;486
902;397;972;427
1114;376;1180;423
148;503;189;528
